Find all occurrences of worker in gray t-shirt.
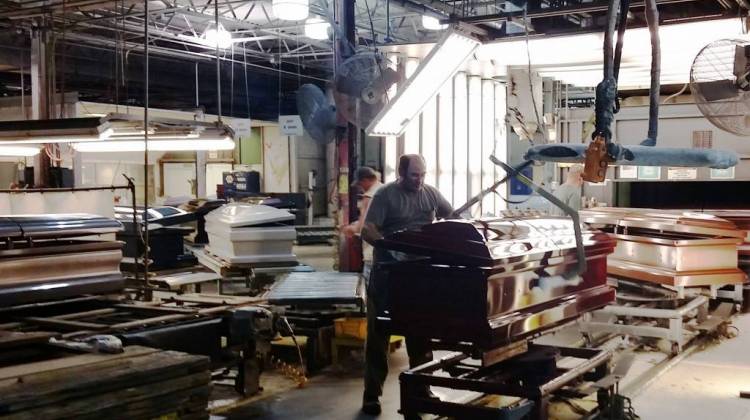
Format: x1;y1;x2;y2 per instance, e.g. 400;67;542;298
550;164;583;216
359;154;453;415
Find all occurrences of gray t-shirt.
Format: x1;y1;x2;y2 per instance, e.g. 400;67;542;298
365;181;453;237
549;183;582;216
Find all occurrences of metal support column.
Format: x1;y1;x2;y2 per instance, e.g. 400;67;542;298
30;21;53;187
334;0;361;272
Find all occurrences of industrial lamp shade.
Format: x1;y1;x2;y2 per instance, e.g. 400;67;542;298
272;0;309;21
204;23;232;49
305;17;330;40
422;15;447;30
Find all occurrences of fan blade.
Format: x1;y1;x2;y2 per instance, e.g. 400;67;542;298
695;79;739;102
296;84;337;145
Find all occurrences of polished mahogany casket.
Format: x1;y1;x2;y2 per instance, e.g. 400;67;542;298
378;217;616;350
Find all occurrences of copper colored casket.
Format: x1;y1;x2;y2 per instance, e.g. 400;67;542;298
378;217;616;350
580;208;746;287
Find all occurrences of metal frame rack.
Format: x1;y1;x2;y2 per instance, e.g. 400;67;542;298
579;278;735;355
398;344;614;420
0;293;275;396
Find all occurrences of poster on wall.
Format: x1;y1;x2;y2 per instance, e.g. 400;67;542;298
618;165;638;179
710;167;735;180
667;167;698;180
637;166;661;180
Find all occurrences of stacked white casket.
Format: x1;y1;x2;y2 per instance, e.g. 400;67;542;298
205;203;297;264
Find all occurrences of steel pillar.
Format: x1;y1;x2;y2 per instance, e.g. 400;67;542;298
30;21;54;187
334;0;361;272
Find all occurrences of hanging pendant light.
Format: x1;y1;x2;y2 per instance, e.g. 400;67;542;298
422;15;448;31
203;23;233;49
305;17;330;40
272;0;309;21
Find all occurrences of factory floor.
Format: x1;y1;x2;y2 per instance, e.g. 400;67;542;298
212;244;750;419
214;312;750;420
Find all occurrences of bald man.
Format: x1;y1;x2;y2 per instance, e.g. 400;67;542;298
360;154;453;415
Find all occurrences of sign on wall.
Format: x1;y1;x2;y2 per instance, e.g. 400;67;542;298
618;165;637;179
279;115;304;136
710;167;735;180
637;166;661;180
667;167;698;180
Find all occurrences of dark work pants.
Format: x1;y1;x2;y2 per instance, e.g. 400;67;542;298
363;259;433;401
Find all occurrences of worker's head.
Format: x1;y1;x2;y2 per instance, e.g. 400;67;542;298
398;154;427;191
566;164;584;186
352;166;379;192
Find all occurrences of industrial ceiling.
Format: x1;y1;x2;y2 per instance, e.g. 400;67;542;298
0;0;743;118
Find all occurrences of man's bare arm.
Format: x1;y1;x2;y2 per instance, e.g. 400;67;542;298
361;222;384;245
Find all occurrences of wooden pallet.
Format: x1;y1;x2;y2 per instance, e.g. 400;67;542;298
0;346;211;420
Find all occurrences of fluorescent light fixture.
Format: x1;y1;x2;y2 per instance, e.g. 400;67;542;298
468;75;482;205
272;0;308;21
73;137;235;152
481;79;495;214
453;72;468;207
0;117;113;144
384;53;399;183
403;57;421;155
305;17;330;40
367;29;481;137
0;145;41;156
475;18;747;88
422;15;447;31
204;23;232;49
437;79;454;203
494;82;508;212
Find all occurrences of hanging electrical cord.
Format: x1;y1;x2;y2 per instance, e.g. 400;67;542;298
522;6;544;145
142;0;151;287
59;0;66;119
662;83;688;104
214;0;222;123
230;43;235;117
242;41;251;147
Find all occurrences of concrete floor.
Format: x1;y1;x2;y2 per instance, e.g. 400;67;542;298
214;245;750;419
632;312;750;420
217;345;410;420
216;313;750;419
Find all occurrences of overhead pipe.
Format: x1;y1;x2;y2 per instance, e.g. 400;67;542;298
447;0;704;25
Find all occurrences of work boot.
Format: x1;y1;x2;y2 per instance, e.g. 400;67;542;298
361;398;381;415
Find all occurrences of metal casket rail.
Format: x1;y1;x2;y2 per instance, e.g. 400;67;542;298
379;217;616;350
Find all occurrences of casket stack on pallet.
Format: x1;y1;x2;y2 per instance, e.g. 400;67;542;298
701;210;750;309
204;203;297;265
578;208;744;353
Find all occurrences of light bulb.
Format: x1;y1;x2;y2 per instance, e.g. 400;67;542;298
272;0;309;21
422;15;447;31
305;17;330;40
204;24;232;49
